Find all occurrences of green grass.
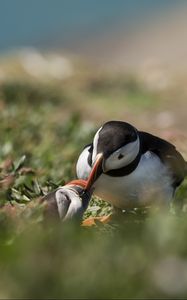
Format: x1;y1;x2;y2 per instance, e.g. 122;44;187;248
0;79;187;299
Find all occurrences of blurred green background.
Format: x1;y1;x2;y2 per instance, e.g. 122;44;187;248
0;0;187;298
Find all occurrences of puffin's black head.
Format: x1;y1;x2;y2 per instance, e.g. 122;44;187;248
85;121;140;191
96;121;138;158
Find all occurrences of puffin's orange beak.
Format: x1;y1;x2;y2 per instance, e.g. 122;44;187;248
85;153;103;192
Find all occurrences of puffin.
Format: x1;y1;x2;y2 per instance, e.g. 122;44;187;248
76;121;187;209
40;179;92;222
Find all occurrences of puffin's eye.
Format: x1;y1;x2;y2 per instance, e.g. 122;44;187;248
118;153;124;160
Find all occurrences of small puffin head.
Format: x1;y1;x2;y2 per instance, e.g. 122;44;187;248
41;179;93;222
85;121;140;191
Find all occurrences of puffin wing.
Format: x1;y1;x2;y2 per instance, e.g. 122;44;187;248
40;189;60;219
76;143;93;179
139;131;186;188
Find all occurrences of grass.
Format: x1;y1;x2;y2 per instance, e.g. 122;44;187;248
0;76;187;299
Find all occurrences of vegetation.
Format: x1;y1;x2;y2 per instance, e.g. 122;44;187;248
0;67;187;298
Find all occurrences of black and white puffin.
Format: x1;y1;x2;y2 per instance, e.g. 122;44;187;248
40;179;92;221
76;121;187;209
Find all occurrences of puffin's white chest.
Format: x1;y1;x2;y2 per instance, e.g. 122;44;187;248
94;151;174;208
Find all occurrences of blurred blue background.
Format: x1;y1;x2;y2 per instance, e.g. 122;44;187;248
0;0;181;53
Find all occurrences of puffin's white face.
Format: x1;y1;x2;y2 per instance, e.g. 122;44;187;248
103;137;140;172
55;186;82;220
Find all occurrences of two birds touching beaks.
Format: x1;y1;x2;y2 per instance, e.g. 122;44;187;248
42;120;187;223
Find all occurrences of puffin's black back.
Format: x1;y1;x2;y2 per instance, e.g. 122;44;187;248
139;131;186;188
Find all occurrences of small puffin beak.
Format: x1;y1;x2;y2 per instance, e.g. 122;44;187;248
84;153;104;192
66;179;87;189
66;179;93;211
